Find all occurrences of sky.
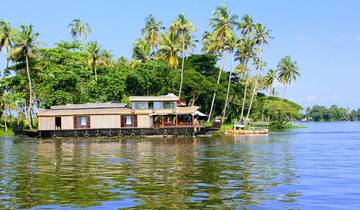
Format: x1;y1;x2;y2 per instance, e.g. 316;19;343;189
1;0;360;109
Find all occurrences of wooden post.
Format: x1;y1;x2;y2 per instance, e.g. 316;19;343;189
161;116;164;127
191;115;194;126
175;115;178;127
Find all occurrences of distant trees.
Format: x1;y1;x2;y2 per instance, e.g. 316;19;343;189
305;105;360;122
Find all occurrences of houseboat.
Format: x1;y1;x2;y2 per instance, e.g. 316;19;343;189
33;94;206;138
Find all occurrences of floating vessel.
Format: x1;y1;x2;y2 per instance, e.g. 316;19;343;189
23;94;207;138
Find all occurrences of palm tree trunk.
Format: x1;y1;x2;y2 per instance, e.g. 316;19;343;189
221;56;233;123
94;59;97;81
240;59;249;121
207;52;226;123
25;54;33;128
246;69;260;119
178;39;185;99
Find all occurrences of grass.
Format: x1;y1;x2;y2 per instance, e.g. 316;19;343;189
0;129;15;137
270;123;307;131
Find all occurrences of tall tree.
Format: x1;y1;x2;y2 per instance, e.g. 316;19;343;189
0;20;12;78
245;23;271;119
277;55;300;97
246;58;265;119
9;25;39;127
85;41;112;81
263;69;277;96
206;4;238;122
237;14;255;121
222;35;238;122
158;32;181;68
141;15;163;51
235;37;255;121
68;18;91;41
169;14;196;98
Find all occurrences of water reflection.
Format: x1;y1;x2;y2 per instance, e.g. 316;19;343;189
0;136;298;209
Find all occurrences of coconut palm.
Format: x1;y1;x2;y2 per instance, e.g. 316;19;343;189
277;56;300;97
132;38;153;63
237;15;256;121
263;69;277;95
68;18;91;41
236;37;256;121
0;20;13;78
85;41;112;81
169;14;196;98
141;15;163;50
245;23;271;119
206;4;238;122
158;32;181;68
9;25;39;127
246;58;266;119
222;35;238;122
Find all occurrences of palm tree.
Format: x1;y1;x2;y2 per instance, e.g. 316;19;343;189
236;37;256;121
0;20;12;78
222;35;238;122
158;32;181;68
245;23;271;119
246;58;266;119
132;38;153;63
169;14;196;99
277;56;300;97
141;15;163;50
206;4;238;122
68;18;91;41
263;69;277;95
9;25;39;127
85;41;112;81
237;14;255;121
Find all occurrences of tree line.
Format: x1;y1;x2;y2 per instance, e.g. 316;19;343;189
0;5;301;130
305;105;360;122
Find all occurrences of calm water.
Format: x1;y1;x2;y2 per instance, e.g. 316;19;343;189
0;122;360;209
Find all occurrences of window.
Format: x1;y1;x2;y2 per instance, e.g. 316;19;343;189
125;116;132;126
121;115;137;127
55;117;61;129
74;116;90;129
163;101;176;109
148;102;154;109
153;102;162;110
133;102;148;110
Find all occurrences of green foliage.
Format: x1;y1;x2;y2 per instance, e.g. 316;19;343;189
305;105;360;122
263;97;302;128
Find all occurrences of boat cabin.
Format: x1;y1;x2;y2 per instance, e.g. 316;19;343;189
37;94;201;131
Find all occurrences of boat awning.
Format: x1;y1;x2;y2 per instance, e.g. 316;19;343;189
192;111;207;117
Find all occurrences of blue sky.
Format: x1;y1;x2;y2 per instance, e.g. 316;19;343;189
1;0;360;109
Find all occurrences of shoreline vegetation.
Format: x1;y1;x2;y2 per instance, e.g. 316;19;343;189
0;4;303;134
304;105;360;122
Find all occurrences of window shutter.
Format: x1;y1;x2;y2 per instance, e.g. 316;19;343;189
121;116;125;127
74;116;78;129
86;116;90;128
133;115;137;127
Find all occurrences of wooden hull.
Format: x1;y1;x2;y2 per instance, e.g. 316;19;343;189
224;129;269;136
15;126;208;139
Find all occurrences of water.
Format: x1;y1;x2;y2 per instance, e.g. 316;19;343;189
0;122;359;209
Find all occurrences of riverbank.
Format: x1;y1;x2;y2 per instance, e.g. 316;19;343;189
0;129;14;137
